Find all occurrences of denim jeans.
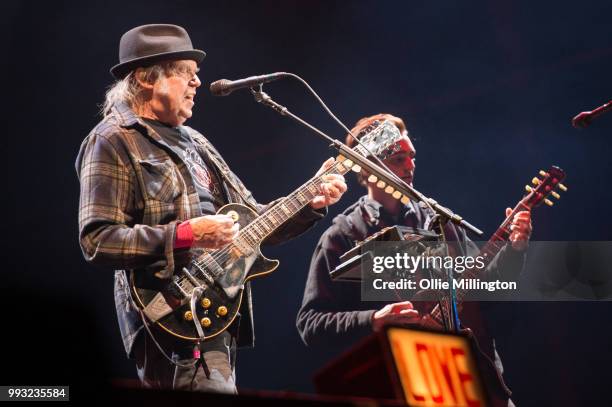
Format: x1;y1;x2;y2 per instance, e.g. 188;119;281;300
133;329;237;394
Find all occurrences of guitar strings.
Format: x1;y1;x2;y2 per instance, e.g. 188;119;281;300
175;135;393;296
197;161;346;270
175;160;348;293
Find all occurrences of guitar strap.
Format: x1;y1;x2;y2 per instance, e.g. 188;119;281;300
191;344;212;383
419;202;512;398
187;285;214;381
139;308;212;382
189;132;259;212
416;201;454;331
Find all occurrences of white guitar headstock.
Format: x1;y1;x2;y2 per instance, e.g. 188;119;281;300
357;120;403;159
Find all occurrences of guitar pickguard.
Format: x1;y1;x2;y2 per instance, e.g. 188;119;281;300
215;249;258;299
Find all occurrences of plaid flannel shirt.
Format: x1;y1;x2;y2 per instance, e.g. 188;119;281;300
76;101;325;356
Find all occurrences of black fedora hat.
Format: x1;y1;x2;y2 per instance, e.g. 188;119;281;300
110;24;206;79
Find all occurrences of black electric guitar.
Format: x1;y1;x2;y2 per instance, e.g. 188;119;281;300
131;120;406;342
417;165;567;329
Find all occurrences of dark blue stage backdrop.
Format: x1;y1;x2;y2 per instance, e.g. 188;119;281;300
3;1;611;405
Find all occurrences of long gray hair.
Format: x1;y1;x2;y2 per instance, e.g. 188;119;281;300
101;62;177;117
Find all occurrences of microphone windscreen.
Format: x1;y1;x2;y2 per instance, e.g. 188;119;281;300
209;79;232;96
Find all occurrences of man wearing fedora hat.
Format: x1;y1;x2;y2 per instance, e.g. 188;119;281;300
76;24;347;393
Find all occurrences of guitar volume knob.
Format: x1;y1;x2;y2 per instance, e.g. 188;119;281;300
184;311;193;321
200;298;211;309
201;317;212;328
217;306;228;317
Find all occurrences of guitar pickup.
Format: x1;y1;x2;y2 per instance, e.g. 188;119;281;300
191;255;219;286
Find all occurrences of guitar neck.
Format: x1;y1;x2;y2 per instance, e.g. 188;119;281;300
236;144;377;247
455;199;530;303
424;166;566;328
427;199;531;327
470;200;529;268
234;160;349;248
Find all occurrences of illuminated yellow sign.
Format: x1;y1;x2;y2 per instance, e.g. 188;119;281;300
387;328;487;407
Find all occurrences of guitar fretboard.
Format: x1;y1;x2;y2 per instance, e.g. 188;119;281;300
233;150;369;251
192;142;375;275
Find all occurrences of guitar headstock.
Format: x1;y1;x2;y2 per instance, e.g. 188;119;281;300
335;120;415;203
354;120;404;160
523;166;567;208
338;120;404;175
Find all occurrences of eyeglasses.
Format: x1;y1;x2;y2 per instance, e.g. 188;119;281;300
170;64;200;82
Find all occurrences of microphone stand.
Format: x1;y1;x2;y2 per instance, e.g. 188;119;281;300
250;85;483;237
250;85;481;332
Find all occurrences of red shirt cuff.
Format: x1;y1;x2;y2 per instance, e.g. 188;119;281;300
175;221;194;249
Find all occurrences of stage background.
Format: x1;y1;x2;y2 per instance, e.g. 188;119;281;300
3;1;611;405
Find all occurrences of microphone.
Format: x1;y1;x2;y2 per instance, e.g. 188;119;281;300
210;72;287;96
572;100;612;128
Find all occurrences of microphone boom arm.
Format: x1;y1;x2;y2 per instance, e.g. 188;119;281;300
250;85;483;236
332;141;483;235
572;99;612;128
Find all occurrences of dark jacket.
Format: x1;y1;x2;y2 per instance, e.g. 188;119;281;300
297;195;525;401
76;102;324;357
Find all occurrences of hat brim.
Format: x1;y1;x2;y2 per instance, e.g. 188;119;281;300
110;49;206;79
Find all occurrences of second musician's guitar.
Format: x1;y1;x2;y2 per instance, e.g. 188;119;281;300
416;165;567;329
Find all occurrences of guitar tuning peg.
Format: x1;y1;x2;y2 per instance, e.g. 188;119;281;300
384;186;395;194
551;191;560;199
392;191;402;199
558;183;568;192
400;195;410;204
376;180;386;189
539;170;548;177
367;174;378;183
344;159;354;168
351;165;362;173
532;177;541;185
525;185;533;193
544;199;554;206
